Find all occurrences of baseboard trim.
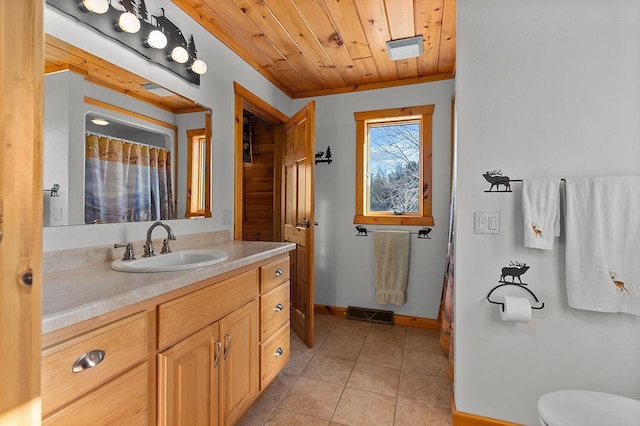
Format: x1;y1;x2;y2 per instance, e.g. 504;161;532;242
314;304;440;330
451;396;524;426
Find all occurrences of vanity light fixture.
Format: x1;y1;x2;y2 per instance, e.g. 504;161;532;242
78;0;109;14
116;12;141;34
91;118;110;126
386;35;424;61
189;59;208;75
144;30;168;50
169;46;189;64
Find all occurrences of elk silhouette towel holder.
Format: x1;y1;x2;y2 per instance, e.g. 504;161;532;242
355;225;432;239
482;171;566;193
487;261;544;312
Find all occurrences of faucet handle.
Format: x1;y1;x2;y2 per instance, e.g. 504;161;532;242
161;239;173;254
143;241;154;257
114;243;136;261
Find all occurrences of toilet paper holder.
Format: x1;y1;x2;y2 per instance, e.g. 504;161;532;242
486;283;545;311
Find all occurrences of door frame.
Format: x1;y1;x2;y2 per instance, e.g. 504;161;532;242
233;82;289;241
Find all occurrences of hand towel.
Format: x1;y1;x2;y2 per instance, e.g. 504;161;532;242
565;177;640;316
522;178;562;250
374;230;410;305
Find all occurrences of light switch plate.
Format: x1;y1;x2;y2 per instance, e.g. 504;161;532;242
222;209;232;225
474;212;500;234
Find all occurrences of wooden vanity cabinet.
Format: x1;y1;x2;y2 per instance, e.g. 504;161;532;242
157;270;259;426
41;311;152;425
42;253;291;426
259;257;291;390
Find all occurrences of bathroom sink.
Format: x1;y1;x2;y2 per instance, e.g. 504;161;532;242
111;250;229;272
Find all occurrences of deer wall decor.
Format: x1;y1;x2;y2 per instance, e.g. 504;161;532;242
483;170;512;192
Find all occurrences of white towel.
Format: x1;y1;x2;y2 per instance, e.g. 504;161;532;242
374;230;410;305
522;178;561;250
565;177;640;316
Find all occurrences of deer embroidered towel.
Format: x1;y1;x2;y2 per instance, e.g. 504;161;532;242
522;178;562;250
565;177;640;316
374;230;410;305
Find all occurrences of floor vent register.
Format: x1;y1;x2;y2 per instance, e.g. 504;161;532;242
346;306;394;325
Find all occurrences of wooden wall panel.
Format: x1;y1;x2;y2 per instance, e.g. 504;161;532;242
0;0;43;423
243;121;276;242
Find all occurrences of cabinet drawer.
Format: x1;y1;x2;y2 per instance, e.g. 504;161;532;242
260;282;290;340
158;269;257;348
260;257;290;293
42;312;148;417
43;363;148;425
260;322;290;390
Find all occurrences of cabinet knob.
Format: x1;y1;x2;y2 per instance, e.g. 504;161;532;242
274;303;283;312
274;347;284;357
274;268;283;277
71;350;105;373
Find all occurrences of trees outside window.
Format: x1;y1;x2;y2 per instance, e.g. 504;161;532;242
354;105;434;226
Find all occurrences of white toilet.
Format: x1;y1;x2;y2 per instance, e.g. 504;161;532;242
537;390;640;426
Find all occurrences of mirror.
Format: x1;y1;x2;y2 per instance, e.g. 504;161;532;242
43;35;211;227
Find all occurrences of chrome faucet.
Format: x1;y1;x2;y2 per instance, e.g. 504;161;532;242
143;221;176;257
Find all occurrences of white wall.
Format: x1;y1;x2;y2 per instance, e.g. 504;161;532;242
294;79;455;318
455;1;640;424
43;72;72;226
43;0;292;251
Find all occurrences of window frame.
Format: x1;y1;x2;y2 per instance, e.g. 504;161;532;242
354;105;434;226
185;127;212;218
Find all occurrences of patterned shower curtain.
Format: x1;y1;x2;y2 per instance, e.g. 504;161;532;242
85;134;174;224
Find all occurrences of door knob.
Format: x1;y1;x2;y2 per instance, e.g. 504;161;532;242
296;218;318;228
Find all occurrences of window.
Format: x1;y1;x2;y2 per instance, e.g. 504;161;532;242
354;105;434;226
185;128;211;218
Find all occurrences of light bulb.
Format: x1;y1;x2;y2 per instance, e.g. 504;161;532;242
169;46;189;64
144;30;168;49
117;12;141;34
190;59;207;75
79;0;109;14
91;118;109;126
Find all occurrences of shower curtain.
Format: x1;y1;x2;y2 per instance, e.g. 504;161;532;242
85;134;174;224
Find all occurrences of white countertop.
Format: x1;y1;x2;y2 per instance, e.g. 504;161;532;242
42;240;295;335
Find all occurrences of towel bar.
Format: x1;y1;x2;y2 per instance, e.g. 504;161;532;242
354;225;432;239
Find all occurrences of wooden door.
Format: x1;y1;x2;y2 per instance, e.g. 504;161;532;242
0;1;43;424
219;300;258;426
157;324;220;426
282;102;316;348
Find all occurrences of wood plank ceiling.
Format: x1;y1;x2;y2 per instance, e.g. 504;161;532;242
173;0;456;98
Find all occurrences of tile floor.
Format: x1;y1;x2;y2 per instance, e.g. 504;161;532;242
237;314;453;426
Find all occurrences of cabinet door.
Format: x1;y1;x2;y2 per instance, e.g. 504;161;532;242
219;300;258;426
158;323;221;426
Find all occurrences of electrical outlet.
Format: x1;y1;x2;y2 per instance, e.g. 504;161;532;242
222;209;232;225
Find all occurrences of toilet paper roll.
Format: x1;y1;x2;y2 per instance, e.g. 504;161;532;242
500;295;532;323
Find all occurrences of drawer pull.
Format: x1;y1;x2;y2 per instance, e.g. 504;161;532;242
71;350;105;373
274;347;284;357
274;303;283;312
214;340;222;368
223;333;232;360
274;268;283;277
